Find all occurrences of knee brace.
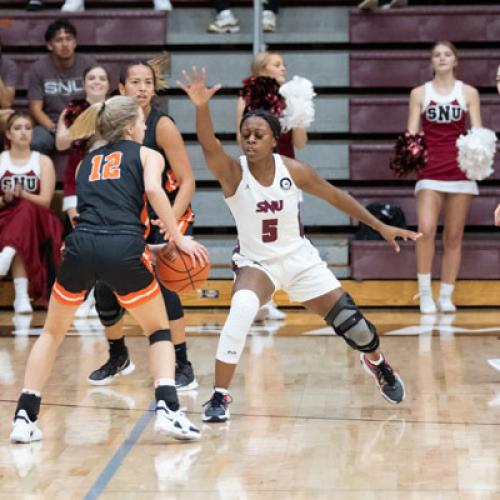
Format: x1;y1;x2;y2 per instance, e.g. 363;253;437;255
161;285;184;321
149;329;172;345
325;293;379;353
216;289;260;364
94;281;125;327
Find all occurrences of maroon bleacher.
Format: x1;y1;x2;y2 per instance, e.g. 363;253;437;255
349;143;500;181
0;11;167;46
350;97;500;134
350;240;500;280
350;6;500;44
349;187;500;226
350;51;500;89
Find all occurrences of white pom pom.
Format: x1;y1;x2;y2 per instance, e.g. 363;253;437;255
278;76;316;132
456;127;497;181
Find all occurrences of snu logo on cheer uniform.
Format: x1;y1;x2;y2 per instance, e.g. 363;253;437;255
425;103;463;123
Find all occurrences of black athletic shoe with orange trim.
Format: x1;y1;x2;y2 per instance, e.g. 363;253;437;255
360;353;405;404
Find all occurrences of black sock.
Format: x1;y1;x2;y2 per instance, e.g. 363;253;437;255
15;393;41;422
155;385;179;411
174;342;189;366
108;337;127;358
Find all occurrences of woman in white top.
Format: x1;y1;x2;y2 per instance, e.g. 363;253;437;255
406;41;482;314
0;112;63;313
179;67;420;421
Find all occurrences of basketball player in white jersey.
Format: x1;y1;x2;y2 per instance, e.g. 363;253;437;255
179;67;421;422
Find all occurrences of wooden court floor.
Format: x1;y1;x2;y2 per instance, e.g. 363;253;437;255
1;308;500;499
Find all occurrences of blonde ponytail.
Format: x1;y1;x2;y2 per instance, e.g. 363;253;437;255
69;101;103;140
69;95;140;146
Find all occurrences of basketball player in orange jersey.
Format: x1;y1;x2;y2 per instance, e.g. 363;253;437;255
88;59;199;391
10;95;207;443
407;41;482;314
179;67;421;422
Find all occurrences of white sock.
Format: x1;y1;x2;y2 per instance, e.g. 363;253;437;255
22;388;41;397
417;273;432;292
214;387;229;395
439;282;454;299
155;378;175;388
14;277;29;298
0;246;16;275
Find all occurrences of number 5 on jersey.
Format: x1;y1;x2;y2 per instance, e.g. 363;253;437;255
89;152;123;182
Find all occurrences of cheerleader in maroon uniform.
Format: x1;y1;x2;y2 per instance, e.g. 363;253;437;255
0;112;63;313
407;41;482;314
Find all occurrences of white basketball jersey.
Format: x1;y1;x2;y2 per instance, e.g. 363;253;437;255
225;154;307;261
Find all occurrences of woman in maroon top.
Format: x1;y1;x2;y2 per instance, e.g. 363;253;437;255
236;51;308;319
406;41;482;314
55;64;110;223
0;112;63;313
236;51;308;158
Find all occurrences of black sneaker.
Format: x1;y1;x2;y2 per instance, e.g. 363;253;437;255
202;391;232;422
87;352;135;386
26;0;44;10
175;362;199;392
360;353;405;404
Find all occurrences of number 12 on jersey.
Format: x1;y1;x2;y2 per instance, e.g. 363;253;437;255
89;151;123;182
262;218;278;242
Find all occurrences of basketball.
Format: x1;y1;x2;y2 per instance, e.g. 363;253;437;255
155;246;210;292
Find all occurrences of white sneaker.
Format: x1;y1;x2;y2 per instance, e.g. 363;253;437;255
208;9;240;33
61;0;84;11
254;300;286;322
75;292;96;318
265;301;286;320
414;290;437;314
154;401;201;440
437;296;457;313
153;0;172;11
13;295;33;315
10;410;43;444
488;359;500;372
0;248;15;276
262;10;276;32
358;0;378;9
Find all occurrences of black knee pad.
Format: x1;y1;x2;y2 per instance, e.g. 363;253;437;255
325;293;380;353
149;329;172;345
94;281;125;327
161;284;184;321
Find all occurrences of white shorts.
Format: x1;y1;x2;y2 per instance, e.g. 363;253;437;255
232;241;341;303
415;179;478;195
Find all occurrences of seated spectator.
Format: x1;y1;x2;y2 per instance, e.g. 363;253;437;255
208;1;280;33
27;0;172;11
55;64;110;223
27;19;96;155
0;112;63;313
358;0;408;9
0;36;17;137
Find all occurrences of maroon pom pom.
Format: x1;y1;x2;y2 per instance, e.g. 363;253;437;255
63;99;91;153
63;99;90;127
239;76;286;117
389;131;428;177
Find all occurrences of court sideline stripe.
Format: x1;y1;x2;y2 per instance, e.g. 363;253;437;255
84;401;155;500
